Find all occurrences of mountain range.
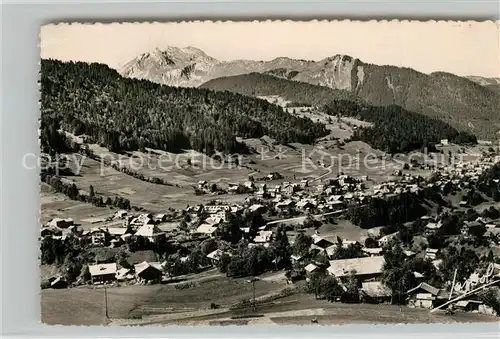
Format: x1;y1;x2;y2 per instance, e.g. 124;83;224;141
120;46;500;139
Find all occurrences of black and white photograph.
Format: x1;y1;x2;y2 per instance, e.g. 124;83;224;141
37;20;500;326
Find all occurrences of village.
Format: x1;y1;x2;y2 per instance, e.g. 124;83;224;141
39;140;500;324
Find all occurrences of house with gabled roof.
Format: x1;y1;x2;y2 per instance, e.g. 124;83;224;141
360;281;392;304
406;282;448;309
311;234;334;249
89;263;117;284
134;261;163;283
134;224;165;242
327;256;385;280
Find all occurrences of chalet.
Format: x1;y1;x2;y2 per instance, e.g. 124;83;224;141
290;254;304;264
327;199;344;210
114;210;128;219
195;224;218;237
214;210;228;221
341;240;361;249
134;224;165;243
327;256;385;281
134;261;163;283
155;213;168;222
462;220;484;236
116;268;134;281
205;216;222;226
377;232;399;247
425;248;439;260
425;221;443;232
254;230;273;243
454;300;484;313
47;218;74;229
404;250;417;258
296;200;315;210
40;226;62;238
304;263;320;275
362;247;384;257
249;204;266;213
90;228;107;246
276;199;294;209
206;249;228;266
316;184;325;193
244;181;255;190
204;204;230;214
267;188;278;197
299;179;309;188
48;276;68;289
406;282;448;309
360;281;392;304
282;184;295;197
107;227;131;240
89;263;117;284
325;245;338;259
311;234;334;249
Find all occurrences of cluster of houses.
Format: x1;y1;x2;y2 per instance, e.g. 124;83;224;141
40;149;500;315
40;210;168;247
88;261;165;285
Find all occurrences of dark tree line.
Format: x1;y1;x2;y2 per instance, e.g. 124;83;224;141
201;72;359;107
346;192;428;229
40;60;328;155
325;100;477;154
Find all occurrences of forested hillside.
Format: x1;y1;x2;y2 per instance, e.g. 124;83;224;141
351;68;500;139
40;60;327;155
326;100;477;154
200;73;359;107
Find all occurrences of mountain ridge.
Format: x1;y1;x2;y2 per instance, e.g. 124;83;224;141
120;46;500;139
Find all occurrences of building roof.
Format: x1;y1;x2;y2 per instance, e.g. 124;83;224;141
249;204;265;212
196;224;218;234
326;245;337;256
327;256;385;278
254;230;273;243
361;281;392;298
407;282;440;296
378;232;399;243
205;216;222;225
425;222;442;230
107;227;128;236
305;263;319;273
89;263;117;277
135;224;164;237
134;261;162;275
362;247;384;255
207;249;225;260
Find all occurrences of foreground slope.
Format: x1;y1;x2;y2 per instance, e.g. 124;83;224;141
40;59;327;155
121;47;500;139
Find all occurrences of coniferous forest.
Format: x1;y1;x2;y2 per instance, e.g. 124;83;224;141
40;59;328;155
326;99;477;154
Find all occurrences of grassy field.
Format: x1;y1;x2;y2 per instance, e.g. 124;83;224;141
125;292;498;326
41;284;159;325
40;183;117;226
41;274;287;325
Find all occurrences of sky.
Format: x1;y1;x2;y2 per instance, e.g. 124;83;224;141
41;20;500;77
